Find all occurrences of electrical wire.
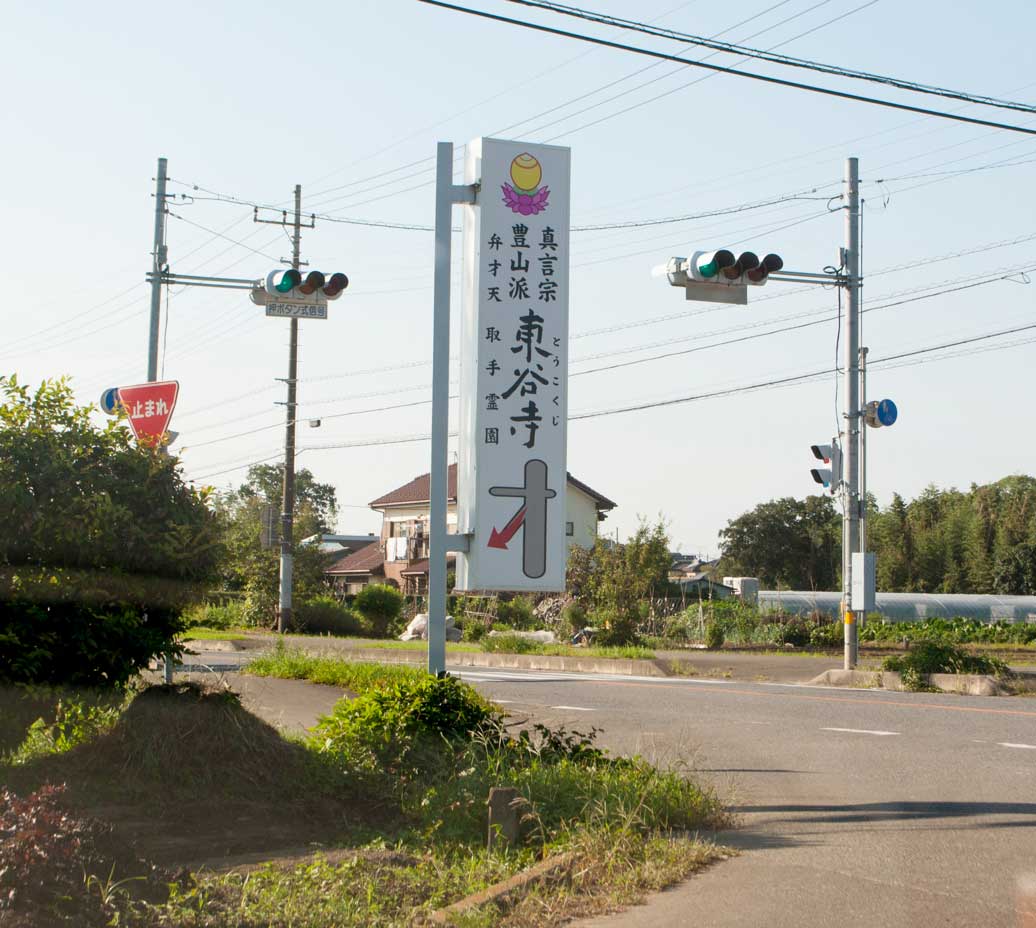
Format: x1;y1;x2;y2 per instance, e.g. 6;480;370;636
417;0;1036;136
505;0;1036;116
189;318;1036;483
178;264;1034;452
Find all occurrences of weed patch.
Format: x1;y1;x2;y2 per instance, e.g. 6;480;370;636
245;647;425;692
882;640;1009;691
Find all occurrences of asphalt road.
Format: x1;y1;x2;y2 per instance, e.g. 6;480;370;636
450;667;1036;928
176;646;1036;926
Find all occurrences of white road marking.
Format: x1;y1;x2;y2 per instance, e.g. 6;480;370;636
551;705;594;712
997;742;1036;750
821;727;900;736
493;699;514;704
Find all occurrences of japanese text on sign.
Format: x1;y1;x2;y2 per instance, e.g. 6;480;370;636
457;138;571;592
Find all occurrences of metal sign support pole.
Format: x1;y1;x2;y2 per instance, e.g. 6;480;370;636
843;157;861;670
428;142;475;676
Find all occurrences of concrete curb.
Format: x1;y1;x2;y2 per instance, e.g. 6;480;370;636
281;641;669;677
419;851;577;925
808;668;1008;696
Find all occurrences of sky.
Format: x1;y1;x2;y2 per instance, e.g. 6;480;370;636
3;0;1035;555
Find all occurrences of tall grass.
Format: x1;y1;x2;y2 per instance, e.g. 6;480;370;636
245;648;425;692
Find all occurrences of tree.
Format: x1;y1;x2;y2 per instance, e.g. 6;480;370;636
215;464;339;625
566;518;673;642
0;376;221;688
718;496;839;590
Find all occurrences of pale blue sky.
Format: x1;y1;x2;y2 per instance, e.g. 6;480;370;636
3;0;1034;553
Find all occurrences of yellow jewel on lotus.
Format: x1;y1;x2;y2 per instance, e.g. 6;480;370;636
502;152;550;215
510;153;542;192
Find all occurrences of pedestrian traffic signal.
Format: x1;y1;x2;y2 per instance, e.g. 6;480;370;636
810;441;841;495
264;269;349;300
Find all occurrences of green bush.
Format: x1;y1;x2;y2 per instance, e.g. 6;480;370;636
883;640;1009;690
562;601;587;632
182;600;247;630
354;584;404;638
314;674;496;782
809;621;843;648
496;596;536;630
704;622;724;650
592;606;640;645
776;618;810;648
293;595;365;637
0;601;184;689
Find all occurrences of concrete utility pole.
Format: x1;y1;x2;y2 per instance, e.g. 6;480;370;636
859;346;869;557
842;157;861;669
147;157;169;382
277;184;303;634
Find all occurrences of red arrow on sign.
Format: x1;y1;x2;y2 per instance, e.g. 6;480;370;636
487;506;526;550
116;381;179;446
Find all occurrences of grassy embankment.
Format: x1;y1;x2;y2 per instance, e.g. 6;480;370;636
1;657;729;927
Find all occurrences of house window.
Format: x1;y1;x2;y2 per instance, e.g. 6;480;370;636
566;521;574;537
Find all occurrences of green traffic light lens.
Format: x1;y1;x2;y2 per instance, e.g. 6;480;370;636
275;269;301;293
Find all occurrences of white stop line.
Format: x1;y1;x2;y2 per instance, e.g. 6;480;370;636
821;727;900;736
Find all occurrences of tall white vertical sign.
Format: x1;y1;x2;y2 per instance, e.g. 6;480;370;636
457;137;571;592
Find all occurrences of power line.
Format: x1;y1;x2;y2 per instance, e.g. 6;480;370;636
505;0;1036;116
179;264;1033;453
190;317;1036;482
418;0;1036;136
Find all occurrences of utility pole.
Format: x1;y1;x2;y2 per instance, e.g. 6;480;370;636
859;346;869;556
278;185;303;633
147;157;169;382
842;157;861;670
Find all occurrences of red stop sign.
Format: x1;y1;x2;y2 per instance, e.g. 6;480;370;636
116;381;179;446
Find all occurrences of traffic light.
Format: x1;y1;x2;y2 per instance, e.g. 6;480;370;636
657;248;784;304
264;269;349;300
810;440;842;495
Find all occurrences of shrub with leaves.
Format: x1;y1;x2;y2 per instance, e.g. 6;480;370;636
293;595;366;637
883;640;1009;690
496;596;536;630
0;376;221;689
354;583;404;638
0;784;164;924
704;622;725;650
314;674;497;783
562;601;587;633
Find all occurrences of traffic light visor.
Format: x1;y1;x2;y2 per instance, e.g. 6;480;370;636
299;271;326;294
275;269;301;293
696;249;735;279
324;272;349;297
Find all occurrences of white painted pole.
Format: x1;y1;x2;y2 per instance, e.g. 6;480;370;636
428;143;454;676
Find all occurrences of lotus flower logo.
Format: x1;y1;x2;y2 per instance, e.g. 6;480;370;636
502;152;550;215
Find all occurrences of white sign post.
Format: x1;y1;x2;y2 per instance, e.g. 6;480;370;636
457;138;571;592
426;137;571;674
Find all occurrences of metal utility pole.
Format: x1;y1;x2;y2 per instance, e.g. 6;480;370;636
428;142;476;676
147;157;169;382
277;185;303;633
842;157;861;669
